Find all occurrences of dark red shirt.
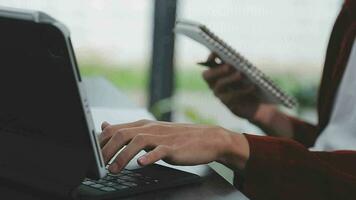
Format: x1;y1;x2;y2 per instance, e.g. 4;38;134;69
235;1;356;199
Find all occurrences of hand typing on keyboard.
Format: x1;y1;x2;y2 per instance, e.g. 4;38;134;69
99;120;250;174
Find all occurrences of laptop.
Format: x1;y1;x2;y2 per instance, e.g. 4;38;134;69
0;7;201;199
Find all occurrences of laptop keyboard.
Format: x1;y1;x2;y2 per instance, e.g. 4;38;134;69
82;169;160;192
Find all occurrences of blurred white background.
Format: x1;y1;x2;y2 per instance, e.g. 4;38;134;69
0;0;343;72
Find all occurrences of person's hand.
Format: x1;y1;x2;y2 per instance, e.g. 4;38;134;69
202;53;276;123
99;120;250;174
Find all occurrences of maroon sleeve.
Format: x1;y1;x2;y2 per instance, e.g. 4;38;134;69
289;117;319;147
234;134;356;200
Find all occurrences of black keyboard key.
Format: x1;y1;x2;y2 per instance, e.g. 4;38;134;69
129;173;144;178
104;182;116;187
144;176;152;180
82;180;95;185
113;185;129;190
109;173;126;179
121;169;133;175
119;176;138;182
136;179;159;186
104;176;116;181
138;181;151;186
97;179;108;184
115;179;127;184
91;184;105;189
117;175;130;179
100;187;116;192
122;182;138;187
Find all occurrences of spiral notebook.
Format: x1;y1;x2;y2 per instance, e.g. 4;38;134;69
174;20;298;108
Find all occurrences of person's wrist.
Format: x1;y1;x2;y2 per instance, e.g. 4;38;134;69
216;129;250;170
250;104;278;126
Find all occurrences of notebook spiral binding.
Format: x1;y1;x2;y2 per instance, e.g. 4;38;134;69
175;21;298;109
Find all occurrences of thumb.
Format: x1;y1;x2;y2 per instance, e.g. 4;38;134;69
101;121;111;131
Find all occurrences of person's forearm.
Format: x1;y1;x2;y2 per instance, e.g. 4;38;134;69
249;104;316;140
251;105;294;138
250;105;294;138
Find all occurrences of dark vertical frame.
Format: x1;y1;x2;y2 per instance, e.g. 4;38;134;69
148;0;178;121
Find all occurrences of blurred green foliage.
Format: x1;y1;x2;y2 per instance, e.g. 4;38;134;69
80;64;319;109
271;75;319;108
184;106;217;125
149;98;174;119
80;64;209;92
80;64;148;90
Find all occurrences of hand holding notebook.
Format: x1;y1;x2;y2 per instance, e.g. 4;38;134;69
174;20;298;109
